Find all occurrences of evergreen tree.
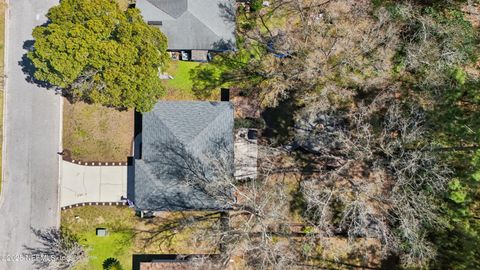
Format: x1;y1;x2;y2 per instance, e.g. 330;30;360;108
28;0;169;112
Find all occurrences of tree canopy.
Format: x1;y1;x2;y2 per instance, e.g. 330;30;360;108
28;0;169;112
181;0;480;268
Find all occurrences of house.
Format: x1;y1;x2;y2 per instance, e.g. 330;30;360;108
132;101;234;213
136;0;236;61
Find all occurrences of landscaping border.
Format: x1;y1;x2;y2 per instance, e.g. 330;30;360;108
61;201;128;210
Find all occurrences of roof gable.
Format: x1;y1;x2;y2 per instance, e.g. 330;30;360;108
134;101;234;211
148;101;231;150
147;0;188;18
137;0;236;50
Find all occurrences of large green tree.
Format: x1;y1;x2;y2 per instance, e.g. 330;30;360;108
28;0;169;112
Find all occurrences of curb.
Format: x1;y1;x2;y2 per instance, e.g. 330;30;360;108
56;96;63;227
61;201;128;210
63;159;129;166
61;149;130;166
0;0;9;209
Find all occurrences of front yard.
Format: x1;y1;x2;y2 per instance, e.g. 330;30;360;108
62;206;136;270
62;100;134;162
62;61;207;162
62;206;216;270
59;0;136;163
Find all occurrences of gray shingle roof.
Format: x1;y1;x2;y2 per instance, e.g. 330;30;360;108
134;101;234;211
136;0;236;50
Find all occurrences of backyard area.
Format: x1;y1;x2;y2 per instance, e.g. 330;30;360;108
62;100;134;162
62;206;216;270
163;60;200;100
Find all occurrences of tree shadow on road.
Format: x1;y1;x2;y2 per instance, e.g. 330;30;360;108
23;227;86;270
17;40;55;90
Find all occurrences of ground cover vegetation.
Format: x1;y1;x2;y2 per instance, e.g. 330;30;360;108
60;206;217;270
27;0;169;112
144;0;480;269
62;100;134;162
42;0;480;269
163;60;201;100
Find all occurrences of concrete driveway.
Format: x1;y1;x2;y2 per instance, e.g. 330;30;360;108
0;1;61;269
61;161;129;207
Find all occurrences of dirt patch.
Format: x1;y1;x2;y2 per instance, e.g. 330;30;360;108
62;99;134;162
115;0;131;10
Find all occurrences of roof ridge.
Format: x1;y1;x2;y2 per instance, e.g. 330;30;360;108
187;103;231;148
136;160;157;183
148;110;178;146
149;0;188;19
151;101;228;145
183;9;222;38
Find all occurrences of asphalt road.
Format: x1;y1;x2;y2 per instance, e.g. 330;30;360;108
0;0;61;269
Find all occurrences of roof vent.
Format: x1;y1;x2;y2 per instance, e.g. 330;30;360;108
221;88;230;102
147;21;163;26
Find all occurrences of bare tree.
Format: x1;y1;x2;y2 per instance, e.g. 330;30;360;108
297;91;451;267
194;0;399;107
245;0;399;107
139;137;303;269
391;2;476;88
23;227;86;270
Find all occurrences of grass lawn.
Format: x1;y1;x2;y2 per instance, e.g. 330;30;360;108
63;100;134;162
163;60;200;100
62;206;137;270
62;206;217;270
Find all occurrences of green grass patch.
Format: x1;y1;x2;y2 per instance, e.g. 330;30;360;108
77;231;133;270
62;206;218;270
62;206;137;270
163;61;200;100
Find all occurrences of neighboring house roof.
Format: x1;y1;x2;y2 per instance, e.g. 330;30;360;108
134;101;234;211
134;254;218;270
136;0;236;51
140;262;189;270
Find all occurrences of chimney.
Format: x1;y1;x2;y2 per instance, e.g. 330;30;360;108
221;88;230;101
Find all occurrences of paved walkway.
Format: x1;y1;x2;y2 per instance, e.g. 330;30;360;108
61;161;129;207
